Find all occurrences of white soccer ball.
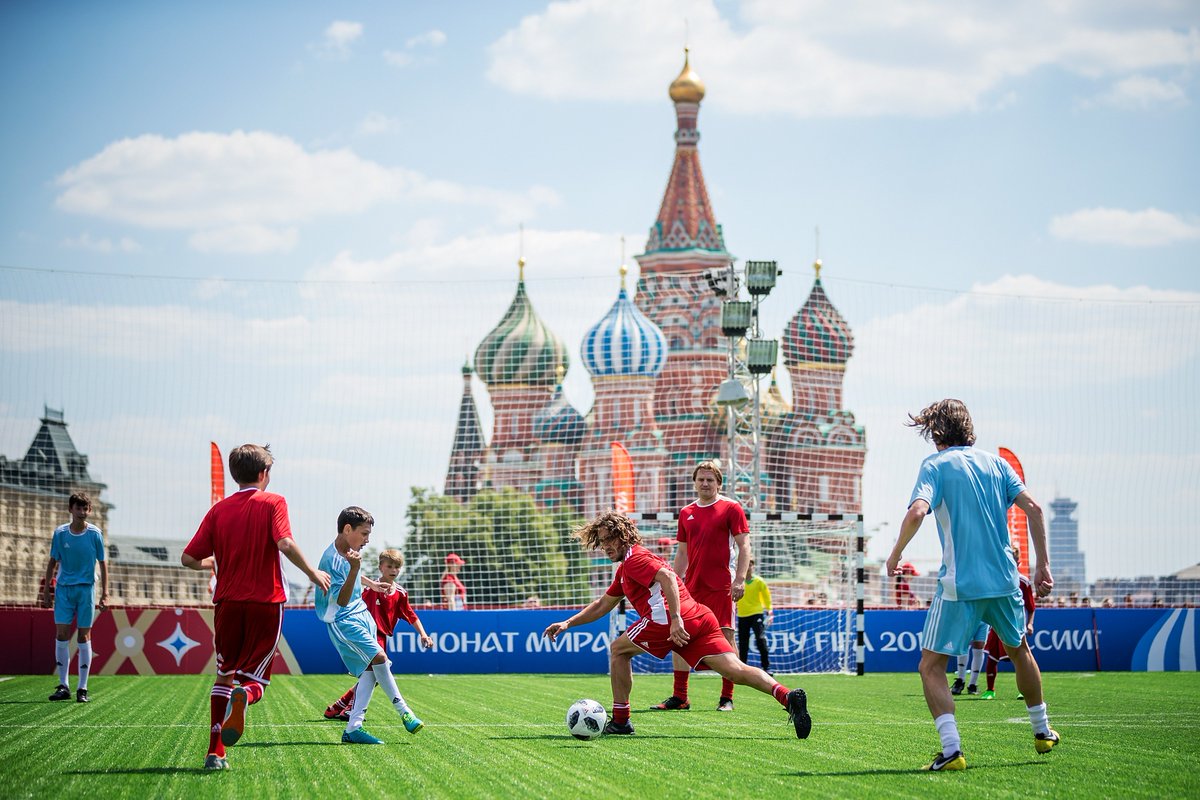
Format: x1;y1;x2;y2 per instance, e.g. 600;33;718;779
566;698;607;740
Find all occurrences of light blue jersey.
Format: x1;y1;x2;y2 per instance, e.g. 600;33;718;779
49;524;105;586
314;542;367;623
909;446;1024;601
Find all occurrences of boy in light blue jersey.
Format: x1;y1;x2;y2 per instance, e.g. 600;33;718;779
315;506;423;744
39;492;108;703
887;399;1059;771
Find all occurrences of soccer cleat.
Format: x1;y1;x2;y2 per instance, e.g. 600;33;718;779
925;750;967;771
341;728;384;744
717;697;735;712
949;678;965;695
49;685;71;702
76;689;89;703
650;695;690;711
980;690;995;700
203;754;229;770
967;684;979;695
1034;728;1060;754
786;688;812;739
402;711;424;734
603;720;635;735
323;707;350;721
220;686;248;747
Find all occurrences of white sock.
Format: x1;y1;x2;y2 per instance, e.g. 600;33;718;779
969;647;985;686
370;660;411;715
347;670;376;732
77;642;92;690
955;659;966;680
935;713;961;755
1026;702;1050;736
55;640;70;687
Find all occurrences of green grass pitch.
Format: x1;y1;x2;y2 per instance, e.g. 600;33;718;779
2;672;1197;799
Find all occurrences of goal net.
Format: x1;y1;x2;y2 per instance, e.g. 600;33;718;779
623;513;862;676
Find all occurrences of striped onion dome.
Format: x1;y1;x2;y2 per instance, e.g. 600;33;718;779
782;261;854;365
533;381;586;446
474;261;569;387
581;269;667;378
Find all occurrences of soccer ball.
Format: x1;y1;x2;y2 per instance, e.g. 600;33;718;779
566;698;607;740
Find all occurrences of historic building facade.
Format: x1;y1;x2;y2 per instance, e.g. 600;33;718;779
445;54;865;516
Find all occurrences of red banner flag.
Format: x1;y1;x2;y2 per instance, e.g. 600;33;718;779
210;442;225;506
611;442;635;515
998;447;1029;577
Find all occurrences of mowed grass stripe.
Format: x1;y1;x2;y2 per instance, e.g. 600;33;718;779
1;672;1197;800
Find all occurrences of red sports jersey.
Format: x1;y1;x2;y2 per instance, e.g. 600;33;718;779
605;544;706;623
441;573;467;609
184;488;292;603
676;496;749;594
1018;574;1036;622
365;585;419;640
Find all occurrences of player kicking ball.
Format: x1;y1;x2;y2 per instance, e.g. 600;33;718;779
315;507;425;744
543;510;811;739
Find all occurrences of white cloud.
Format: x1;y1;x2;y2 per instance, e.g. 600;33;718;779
1083;74;1188;109
54;131;558;249
188;224;298;254
316;20;363;59
61;232;141;253
407;29;446;49
384;28;448;68
487;0;1200;116
357;111;404;136
1050;207;1200;246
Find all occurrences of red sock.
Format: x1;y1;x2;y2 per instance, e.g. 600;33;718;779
242;681;264;705
209;686;232;757
612;702;630;724
672;670;690;702
336;685;356;711
986;666;997;692
771;682;791;706
721;678;735;700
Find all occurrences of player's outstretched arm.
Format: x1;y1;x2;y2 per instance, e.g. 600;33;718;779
277;536;332;592
543;593;620;640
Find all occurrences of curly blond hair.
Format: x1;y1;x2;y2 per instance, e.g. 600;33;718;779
573;510;642;551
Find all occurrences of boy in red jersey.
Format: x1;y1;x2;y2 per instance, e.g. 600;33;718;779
181;444;331;771
544;510;811;739
323;548;434;720
653;459;750;712
981;546;1038;700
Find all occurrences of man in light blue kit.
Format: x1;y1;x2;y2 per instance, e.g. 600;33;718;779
40;492;108;703
315;506;424;744
886;399;1059;771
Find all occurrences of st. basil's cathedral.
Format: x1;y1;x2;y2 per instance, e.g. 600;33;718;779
444;53;866;517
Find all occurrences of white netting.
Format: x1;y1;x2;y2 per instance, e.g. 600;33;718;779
624;515;861;675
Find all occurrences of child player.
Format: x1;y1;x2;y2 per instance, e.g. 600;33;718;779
182;444;331;771
315;507;426;744
323;548;433;721
982;545;1037;700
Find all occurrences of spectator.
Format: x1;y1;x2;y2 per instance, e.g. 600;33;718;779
441;553;467;610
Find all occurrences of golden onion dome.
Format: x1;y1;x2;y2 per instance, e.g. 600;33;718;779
669;49;705;103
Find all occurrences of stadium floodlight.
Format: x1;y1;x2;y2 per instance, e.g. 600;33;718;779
721;301;751;337
705;267;740;298
745;260;781;296
746;339;778;375
715;378;750;407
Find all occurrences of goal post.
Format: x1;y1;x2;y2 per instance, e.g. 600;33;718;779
622;512;864;676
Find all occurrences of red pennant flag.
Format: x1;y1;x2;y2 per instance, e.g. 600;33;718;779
210;442;225;506
611;442;635;515
998;447;1029;577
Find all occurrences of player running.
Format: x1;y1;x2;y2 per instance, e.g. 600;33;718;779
544;510;811;739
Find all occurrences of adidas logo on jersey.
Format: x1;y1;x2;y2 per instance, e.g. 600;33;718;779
687;514;694;520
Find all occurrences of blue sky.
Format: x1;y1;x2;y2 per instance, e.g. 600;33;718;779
1;1;1197;584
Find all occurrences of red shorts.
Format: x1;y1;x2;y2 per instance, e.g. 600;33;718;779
214;600;283;684
690;586;734;629
626;609;735;670
984;629;1008;662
